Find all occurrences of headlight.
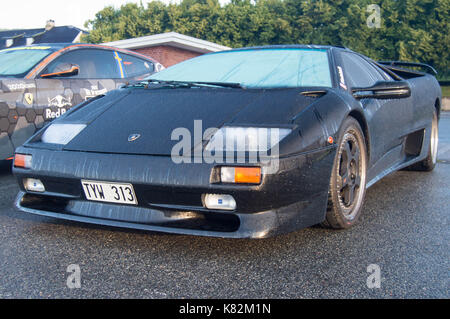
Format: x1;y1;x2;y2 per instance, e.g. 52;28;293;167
41;123;86;145
205;127;292;152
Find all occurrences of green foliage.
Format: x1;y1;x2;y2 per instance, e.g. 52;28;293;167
83;0;449;77
442;86;450;97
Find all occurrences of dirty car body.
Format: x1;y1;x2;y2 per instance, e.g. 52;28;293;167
13;45;442;238
0;43;160;160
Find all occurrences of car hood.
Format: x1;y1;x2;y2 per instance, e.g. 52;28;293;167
62;87;323;156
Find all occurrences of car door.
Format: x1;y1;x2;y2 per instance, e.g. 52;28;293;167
335;51;413;170
34;48;126;123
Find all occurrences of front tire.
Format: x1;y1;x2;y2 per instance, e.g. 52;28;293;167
322;117;368;229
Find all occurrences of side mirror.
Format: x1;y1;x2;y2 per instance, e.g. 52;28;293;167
41;63;80;78
352;81;411;99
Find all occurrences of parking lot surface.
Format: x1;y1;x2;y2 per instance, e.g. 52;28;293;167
0;113;449;298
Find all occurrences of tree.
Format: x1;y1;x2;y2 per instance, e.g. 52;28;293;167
83;0;449;77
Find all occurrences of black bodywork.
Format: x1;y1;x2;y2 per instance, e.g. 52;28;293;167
13;45;442;238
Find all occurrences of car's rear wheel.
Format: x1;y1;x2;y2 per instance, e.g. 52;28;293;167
322;117;367;229
407;110;439;171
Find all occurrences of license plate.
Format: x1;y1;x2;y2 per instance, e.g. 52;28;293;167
81;180;138;205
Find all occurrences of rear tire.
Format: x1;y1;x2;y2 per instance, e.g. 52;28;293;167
406;110;438;171
321;117;368;229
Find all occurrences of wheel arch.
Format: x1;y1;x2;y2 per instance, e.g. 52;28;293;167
347;109;371;162
435;98;441;119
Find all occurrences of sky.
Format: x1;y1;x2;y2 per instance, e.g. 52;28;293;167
0;0;229;30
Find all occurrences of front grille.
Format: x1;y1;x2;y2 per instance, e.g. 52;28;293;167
20;193;240;233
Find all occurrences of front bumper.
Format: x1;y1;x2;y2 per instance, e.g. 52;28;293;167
14;146;336;238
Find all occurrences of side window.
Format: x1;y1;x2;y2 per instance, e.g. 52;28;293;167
339;52;385;88
120;53;154;78
42;49;120;79
373;64;394;81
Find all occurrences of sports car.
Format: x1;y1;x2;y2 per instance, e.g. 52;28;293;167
0;43;162;161
13;45;442;238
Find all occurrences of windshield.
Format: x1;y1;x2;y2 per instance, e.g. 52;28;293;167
0;47;54;77
148;48;332;88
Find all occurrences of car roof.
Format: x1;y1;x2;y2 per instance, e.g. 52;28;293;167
1;43;71;51
224;44;353;52
4;43;155;60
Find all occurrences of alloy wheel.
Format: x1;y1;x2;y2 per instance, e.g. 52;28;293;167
336;130;366;220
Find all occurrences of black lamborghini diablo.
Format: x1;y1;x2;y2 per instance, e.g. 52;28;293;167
13;45;442;238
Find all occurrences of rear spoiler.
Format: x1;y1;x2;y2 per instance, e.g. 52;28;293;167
378;61;438;76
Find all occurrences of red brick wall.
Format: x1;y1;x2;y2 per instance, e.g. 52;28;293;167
133;45;202;67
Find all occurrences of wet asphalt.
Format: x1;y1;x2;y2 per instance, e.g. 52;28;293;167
0;113;448;299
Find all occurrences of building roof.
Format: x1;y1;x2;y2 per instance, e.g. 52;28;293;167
0;25;86;50
103;32;230;54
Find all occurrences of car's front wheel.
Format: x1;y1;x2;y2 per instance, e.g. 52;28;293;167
322;117;368;229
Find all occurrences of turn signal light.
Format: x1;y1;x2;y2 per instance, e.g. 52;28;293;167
220;167;261;184
14;154;32;169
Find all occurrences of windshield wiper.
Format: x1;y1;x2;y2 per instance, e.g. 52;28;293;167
190;81;244;88
129;79;244;89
